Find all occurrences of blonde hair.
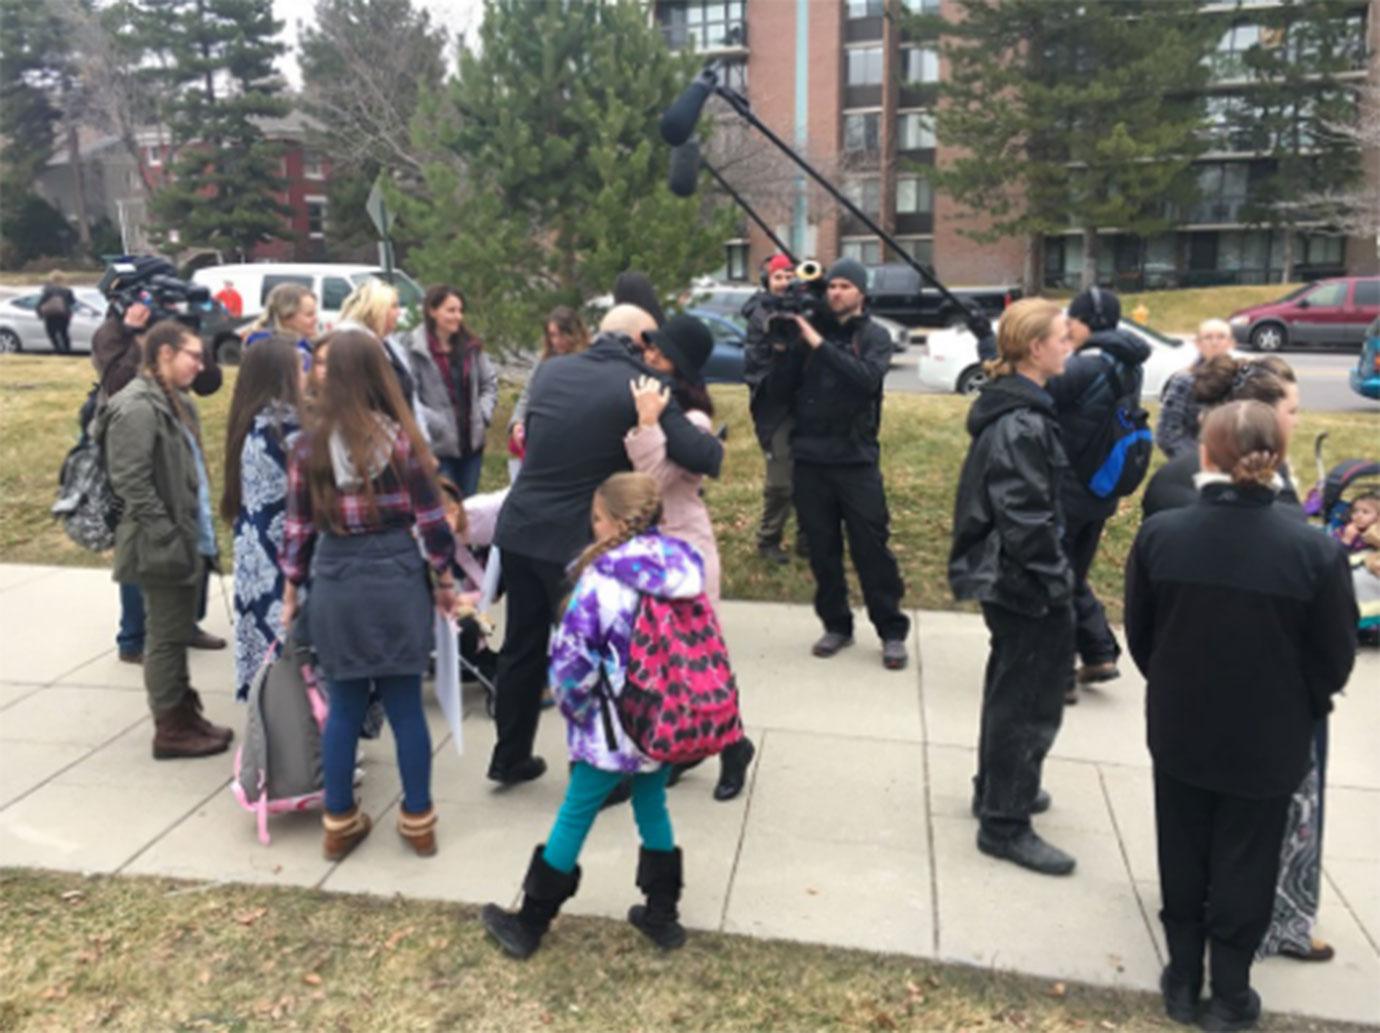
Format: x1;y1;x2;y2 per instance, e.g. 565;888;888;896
984;298;1063;378
1200;400;1283;489
246;283;314;335
339;279;399;338
569;472;663;582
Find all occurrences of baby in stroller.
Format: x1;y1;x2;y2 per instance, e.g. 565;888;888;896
1307;448;1380;644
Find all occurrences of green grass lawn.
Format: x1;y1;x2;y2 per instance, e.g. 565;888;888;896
3;354;1375;624
1111;284;1303;335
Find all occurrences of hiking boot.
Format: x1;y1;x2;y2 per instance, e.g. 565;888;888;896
882;639;908;670
811;631;854;658
323;806;372;861
184;688;232;745
1076;661;1119;685
1160;966;1201;1026
152;702;230;760
189;627;227;650
481;845;581;959
487;755;547;786
756;543;789;566
398;806;438;857
976;828;1076;876
1279;937;1335;962
118;651;143;665
627;846;686;950
1199;988;1261;1032
714;738;755;802
970;788;1051;819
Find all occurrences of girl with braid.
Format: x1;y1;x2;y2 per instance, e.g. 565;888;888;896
482;472;702;959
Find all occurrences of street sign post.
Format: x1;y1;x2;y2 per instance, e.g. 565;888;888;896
366;174;396;278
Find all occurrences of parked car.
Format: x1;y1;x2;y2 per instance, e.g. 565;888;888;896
1351;316;1380;401
0;288;107;354
916;319;1195;398
866;263;1022;330
190;262;425;331
687;307;747;384
687;282;911;353
1229;276;1380;352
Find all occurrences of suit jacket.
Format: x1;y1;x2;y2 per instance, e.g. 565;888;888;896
494;334;724;566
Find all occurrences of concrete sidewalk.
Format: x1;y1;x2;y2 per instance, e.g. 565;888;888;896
1;563;1376;1026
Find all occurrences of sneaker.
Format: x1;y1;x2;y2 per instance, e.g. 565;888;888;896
976;828;1076;876
756;544;789;567
487;756;548;786
882;639;908;670
1076;661;1119;685
811;631;854;658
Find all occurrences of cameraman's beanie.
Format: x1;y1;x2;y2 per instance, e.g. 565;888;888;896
1067;287;1121;332
825;257;868;295
765;253;793;274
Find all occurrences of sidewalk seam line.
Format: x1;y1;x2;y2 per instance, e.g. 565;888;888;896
1097;764;1162;968
1322;865;1380;958
915;612;940;958
114;775;233;876
0;713;151;814
717;727;764;935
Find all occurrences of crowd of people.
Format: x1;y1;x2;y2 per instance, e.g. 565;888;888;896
81;258;1369;1030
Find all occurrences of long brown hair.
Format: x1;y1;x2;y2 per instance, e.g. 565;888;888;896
142;319;201;448
220;335;303;521
1200;400;1284;488
303;329;434;530
541;305;590;360
569;472;663;583
1193;354;1295;407
423;284;478;351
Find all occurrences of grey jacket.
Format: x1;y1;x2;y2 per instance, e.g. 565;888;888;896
404;324;498;458
94;376;203;588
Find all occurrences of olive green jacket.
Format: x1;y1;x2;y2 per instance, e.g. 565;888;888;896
94;375;203;587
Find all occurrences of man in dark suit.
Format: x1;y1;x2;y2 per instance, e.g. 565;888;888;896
487;304;724;784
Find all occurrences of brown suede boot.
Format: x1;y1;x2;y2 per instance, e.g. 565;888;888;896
397;806;438;857
323;807;372;861
152;702;230;760
185;689;233;745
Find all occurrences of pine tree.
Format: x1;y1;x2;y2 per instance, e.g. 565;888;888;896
143;0;291;257
398;0;735;353
913;0;1216;289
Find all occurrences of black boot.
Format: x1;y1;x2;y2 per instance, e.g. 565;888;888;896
481;845;580;959
627;846;686;950
713;738;756;801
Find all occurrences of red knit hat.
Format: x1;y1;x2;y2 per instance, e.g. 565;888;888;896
765;253;793;274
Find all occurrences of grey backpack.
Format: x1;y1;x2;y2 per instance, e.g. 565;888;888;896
232;635;327;845
52;424;121;552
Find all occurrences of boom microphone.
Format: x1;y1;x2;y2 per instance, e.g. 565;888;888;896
659;69;715;146
668;141;701;198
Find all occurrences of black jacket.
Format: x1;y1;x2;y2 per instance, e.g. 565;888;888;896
949;374;1074;618
1047;326;1151;520
1142;451;1303;519
38;284;76;321
494;333;724;566
763;311;893;465
742;291;792;449
1125;481;1356;798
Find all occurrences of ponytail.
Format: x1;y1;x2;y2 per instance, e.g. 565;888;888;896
1200;400;1283;489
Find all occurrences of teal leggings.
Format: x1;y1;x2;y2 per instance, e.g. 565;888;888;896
542;763;674;874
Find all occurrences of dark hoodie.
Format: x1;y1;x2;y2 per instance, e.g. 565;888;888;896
948;374;1074;618
1047;325;1152;518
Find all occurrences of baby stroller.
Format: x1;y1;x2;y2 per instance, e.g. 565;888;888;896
455;488;507;718
1304;433;1380;639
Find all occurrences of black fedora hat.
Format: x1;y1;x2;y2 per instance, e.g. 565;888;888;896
642;313;713;385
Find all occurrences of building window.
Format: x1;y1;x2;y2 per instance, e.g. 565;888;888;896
722;57;748;95
902;46;940;85
843;111;881;153
893;236;934;266
902;0;942;11
724;240;749;282
897;110;935;150
657;0;746;52
841;237;883;265
896;174;932;215
302;151;325;179
847;0;884;18
846;46;884;87
305;196;327;239
1188;162;1250;224
843;177;882;218
144;144;162;168
1299;234;1345;269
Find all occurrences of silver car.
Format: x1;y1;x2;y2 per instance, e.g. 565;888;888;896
0;287;108;355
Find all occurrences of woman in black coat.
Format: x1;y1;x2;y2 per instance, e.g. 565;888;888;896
37;271;77;353
1125;400;1356;1031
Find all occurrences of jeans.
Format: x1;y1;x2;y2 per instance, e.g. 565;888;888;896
440;453;485;498
543;763;674;874
323;674;431;815
44;316;71;353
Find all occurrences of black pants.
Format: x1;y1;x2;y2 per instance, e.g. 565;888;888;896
975;602;1074;838
1061;509;1119;667
1154;769;1291;1001
489;550;567;774
44;316;71;354
793;460;909;641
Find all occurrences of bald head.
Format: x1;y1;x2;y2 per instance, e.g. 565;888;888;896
1196;318;1233;361
600;303;657;342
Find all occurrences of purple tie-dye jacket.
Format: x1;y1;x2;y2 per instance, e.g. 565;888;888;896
549;531;705;773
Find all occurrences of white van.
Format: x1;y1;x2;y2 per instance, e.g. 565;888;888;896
191;262;425;332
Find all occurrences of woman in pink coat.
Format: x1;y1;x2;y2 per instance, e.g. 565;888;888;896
625;314;755;800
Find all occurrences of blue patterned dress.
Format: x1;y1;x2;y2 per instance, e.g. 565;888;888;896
233;402;301;699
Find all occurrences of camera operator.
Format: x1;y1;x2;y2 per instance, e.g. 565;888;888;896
763;257;910;671
742;254;807;565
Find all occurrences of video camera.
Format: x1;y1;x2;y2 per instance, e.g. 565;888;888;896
759;259;829;343
98;256;213;330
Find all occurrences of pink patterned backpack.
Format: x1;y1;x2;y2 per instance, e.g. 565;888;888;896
610;593;744;764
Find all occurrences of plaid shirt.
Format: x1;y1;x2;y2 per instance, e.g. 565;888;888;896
1154;364;1202;461
281;429;454;585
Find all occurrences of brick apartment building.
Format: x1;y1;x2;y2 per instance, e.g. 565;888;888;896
654;0;1380;291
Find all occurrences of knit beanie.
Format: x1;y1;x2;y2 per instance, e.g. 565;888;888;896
825;257;869;295
1067;286;1121;331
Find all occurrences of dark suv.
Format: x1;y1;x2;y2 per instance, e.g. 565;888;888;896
1229;276;1380;352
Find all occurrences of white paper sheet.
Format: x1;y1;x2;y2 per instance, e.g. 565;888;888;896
433;612;463;756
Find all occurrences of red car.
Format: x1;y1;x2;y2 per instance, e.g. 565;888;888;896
1229;276;1380;352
